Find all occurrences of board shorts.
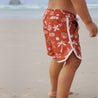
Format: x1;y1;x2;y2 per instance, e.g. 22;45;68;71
43;8;82;63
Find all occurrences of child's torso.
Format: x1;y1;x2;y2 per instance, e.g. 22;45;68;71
48;0;76;15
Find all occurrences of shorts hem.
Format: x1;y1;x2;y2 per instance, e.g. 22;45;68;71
57;49;82;63
47;54;56;58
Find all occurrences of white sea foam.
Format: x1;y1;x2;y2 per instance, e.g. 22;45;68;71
0;5;47;10
0;4;97;18
0;4;97;10
87;4;98;9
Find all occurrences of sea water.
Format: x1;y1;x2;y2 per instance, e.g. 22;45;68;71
0;4;45;18
0;0;98;18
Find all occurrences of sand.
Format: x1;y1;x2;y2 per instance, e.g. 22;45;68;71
0;18;97;98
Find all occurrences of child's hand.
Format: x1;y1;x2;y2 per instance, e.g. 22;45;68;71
85;22;98;37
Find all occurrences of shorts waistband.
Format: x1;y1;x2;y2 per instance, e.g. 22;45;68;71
46;8;76;18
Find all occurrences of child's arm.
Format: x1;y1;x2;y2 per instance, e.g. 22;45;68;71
71;0;98;37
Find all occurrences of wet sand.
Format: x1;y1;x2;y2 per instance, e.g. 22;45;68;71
0;18;97;98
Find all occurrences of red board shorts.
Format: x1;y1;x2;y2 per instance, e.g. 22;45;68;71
43;8;82;63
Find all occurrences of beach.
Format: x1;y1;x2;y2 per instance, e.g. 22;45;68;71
0;18;97;98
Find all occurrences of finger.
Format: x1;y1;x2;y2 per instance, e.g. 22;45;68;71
89;33;97;37
89;32;93;37
90;35;96;37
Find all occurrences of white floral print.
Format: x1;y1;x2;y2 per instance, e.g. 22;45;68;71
57;41;66;53
53;25;59;31
56;37;59;41
43;8;82;62
61;32;67;39
56;53;61;58
48;25;52;31
49;33;55;37
50;16;59;20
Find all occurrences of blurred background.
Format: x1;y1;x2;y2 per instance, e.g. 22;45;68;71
0;0;97;98
0;0;97;18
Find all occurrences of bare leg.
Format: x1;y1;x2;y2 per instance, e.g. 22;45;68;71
49;58;64;92
49;58;73;97
57;52;81;98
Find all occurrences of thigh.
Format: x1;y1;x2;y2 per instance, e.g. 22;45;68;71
66;52;81;70
51;58;64;66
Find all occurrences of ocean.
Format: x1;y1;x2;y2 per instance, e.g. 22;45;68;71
0;0;98;18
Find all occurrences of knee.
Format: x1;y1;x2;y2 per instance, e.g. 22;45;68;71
71;58;82;72
66;52;82;70
66;55;82;71
74;59;82;70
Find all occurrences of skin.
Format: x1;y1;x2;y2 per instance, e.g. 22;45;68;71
48;0;98;37
48;0;98;98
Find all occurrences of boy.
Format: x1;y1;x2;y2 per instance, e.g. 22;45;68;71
43;0;98;98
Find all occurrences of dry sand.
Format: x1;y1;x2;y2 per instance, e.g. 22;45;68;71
0;18;97;98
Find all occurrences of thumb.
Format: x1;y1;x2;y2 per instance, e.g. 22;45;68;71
89;32;93;37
